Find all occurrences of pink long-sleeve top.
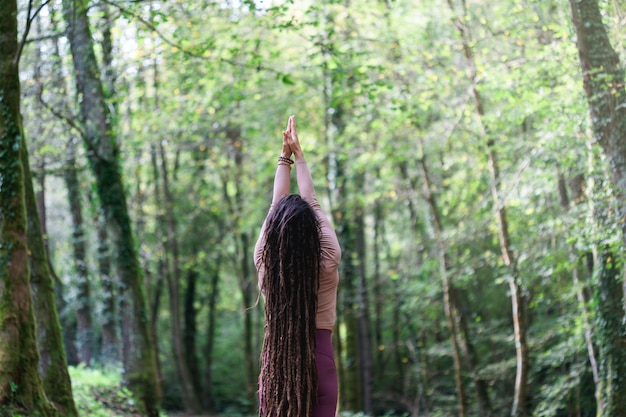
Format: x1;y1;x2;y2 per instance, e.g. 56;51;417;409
254;158;341;331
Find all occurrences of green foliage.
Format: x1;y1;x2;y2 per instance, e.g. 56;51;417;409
15;0;626;415
69;365;149;417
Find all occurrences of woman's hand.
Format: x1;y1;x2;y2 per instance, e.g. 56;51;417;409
286;115;304;160
281;129;292;159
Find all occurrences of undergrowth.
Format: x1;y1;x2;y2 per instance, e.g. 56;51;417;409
69;365;145;417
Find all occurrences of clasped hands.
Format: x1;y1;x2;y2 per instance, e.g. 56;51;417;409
281;115;304;161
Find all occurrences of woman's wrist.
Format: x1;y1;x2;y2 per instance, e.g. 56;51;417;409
278;155;294;165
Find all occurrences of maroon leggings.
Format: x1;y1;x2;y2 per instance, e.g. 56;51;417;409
259;329;338;417
314;329;338;417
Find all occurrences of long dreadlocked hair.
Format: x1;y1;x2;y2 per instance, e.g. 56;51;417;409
259;194;322;417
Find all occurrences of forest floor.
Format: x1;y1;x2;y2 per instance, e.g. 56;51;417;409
170;414;216;417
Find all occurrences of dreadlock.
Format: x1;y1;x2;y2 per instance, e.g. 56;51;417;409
259;194;321;417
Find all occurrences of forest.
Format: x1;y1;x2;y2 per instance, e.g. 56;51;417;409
2;0;626;416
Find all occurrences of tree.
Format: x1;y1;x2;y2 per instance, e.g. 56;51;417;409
0;1;56;414
569;0;626;253
60;0;161;413
445;1;529;415
64;138;93;367
569;1;626;414
158;139;202;412
24;137;78;417
25;12;78;415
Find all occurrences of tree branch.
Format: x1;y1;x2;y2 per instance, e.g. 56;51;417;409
14;0;52;66
101;0;287;78
38;95;86;140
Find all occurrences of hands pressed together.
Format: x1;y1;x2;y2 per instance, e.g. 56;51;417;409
281;115;304;161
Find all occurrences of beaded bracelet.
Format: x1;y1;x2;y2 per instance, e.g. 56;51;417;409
278;156;294;165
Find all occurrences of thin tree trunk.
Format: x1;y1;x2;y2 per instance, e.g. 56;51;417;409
158;141;202;412
339;222;363;411
486;142;528;417
95;205;118;364
240;231;256;400
330;139;362;412
325;70;364;412
0;5;56;412
373;198;385;373
415;141;467;417
219;125;257;404
353;173;374;415
322;55;349;410
149;260;164;391
445;2;528;415
418;329;432;412
149;144;165;393
184;268;202;402
203;261;220;411
453;290;493;417
557;171;601;409
64;138;93;366
61;0;160;413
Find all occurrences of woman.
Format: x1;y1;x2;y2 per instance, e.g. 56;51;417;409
254;115;341;417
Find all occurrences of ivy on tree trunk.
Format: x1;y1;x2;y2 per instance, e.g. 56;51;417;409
0;2;56;414
60;0;161;413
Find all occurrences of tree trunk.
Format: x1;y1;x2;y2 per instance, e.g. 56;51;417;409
353;173;374;415
98;2;115;100
239;231;256;401
25;15;79;415
39;1;80;368
0;4;56;413
557;171;601;410
415;143;468;417
184;268;202;402
328;124;362;412
372;198;385;374
148;143;165;394
203;261;220;411
569;1;626;413
569;0;626;255
23;137;79;417
220;125;257;404
61;0;160;413
95;206;118;364
444;2;529;415
453;290;493;417
339;221;363;411
91;0;119;366
594;249;626;416
158;141;202;412
321;41;366;408
486;141;528;417
64;138;93;366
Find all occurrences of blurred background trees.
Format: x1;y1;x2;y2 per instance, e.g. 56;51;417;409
3;0;626;416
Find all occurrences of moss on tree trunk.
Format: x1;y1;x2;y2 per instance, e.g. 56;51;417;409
22;136;78;417
569;1;626;414
0;2;56;415
60;0;161;413
595;250;626;417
